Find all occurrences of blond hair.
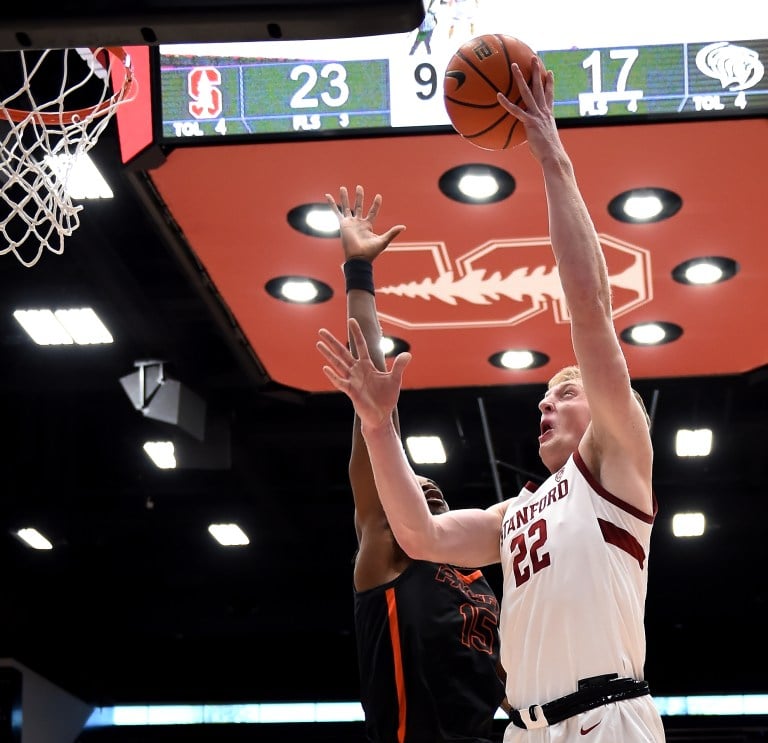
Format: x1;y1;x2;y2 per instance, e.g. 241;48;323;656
547;365;651;428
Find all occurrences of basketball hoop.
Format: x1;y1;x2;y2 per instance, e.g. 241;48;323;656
0;46;137;267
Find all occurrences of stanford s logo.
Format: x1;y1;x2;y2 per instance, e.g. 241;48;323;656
187;67;223;119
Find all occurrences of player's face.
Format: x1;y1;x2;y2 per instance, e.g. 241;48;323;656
537;379;591;472
416;475;449;515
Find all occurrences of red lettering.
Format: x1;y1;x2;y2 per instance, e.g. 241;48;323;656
509;518;551;587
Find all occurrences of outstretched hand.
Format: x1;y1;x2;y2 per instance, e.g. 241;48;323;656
317;318;412;430
325;185;406;263
496;56;560;163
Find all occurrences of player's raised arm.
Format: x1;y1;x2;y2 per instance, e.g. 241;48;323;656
318;318;504;568
498;58;652;513
326;185;407;589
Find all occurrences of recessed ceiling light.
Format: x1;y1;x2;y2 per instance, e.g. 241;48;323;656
265;277;333;304
439;164;515;204
489;349;549;370
672;257;739;285
620;321;683;346
287;203;340;237
608;188;682;223
381;335;410;357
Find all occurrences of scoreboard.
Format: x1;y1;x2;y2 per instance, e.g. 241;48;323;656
155;0;768;143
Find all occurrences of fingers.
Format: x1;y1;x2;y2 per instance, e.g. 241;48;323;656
511;62;536;110
318;327;355;364
347;317;372;361
544;68;555;108
325;193;342;224
365;192;382;223
339;185;351;215
327;185;375;221
317;341;351;383
497;90;522;117
499;57;553;120
529;56;545;99
381;223;407;245
389;351;412;386
321;363;348;392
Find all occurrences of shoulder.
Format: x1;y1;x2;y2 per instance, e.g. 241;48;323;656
579;430;654;517
354;527;412;592
486;499;512;519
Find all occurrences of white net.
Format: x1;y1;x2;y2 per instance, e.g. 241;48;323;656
0;47;136;267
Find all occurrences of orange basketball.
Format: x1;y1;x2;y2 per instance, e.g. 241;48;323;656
443;34;543;151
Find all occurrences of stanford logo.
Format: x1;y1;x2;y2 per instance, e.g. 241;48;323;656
373;235;652;330
187;67;223;119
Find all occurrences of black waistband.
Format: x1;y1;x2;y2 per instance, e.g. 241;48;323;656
509;674;651;730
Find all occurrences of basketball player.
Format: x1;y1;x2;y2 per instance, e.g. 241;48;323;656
445;0;478;39
326;184;506;742
408;0;438;55
317;58;665;741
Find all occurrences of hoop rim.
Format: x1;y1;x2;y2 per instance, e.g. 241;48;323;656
0;46;137;125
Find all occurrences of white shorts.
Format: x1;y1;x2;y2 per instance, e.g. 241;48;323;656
503;696;665;742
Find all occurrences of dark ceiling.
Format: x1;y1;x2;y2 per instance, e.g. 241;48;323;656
0;23;767;734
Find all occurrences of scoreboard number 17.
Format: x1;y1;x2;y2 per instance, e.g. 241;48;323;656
579;48;644;116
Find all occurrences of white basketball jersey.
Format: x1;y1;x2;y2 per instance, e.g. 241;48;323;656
499;450;656;710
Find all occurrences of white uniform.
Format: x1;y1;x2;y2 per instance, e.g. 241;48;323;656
499;450;665;742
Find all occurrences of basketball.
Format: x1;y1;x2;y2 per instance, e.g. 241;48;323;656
443;34;543;151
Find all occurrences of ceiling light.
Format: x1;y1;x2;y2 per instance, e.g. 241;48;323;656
608;188;682;223
675;428;713;457
16;527;53;550
672;257;739;285
672;512;706;537
13;307;113;345
622;194;663;220
44;152;113;199
13;309;73;345
265;277;332;304
620;321;683;346
439;164;515;204
381;335;410;357
287;203;340;237
304;207;340;234
405;435;447;464
628;324;665;345
143;441;177;469
281;280;319;303
489;349;549;370
458;173;499;200
681;263;722;284
499;350;535;369
208;523;250;546
54;308;113;344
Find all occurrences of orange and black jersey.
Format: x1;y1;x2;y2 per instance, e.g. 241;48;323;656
354;560;504;743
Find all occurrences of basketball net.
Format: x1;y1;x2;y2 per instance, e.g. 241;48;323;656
0;47;137;267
